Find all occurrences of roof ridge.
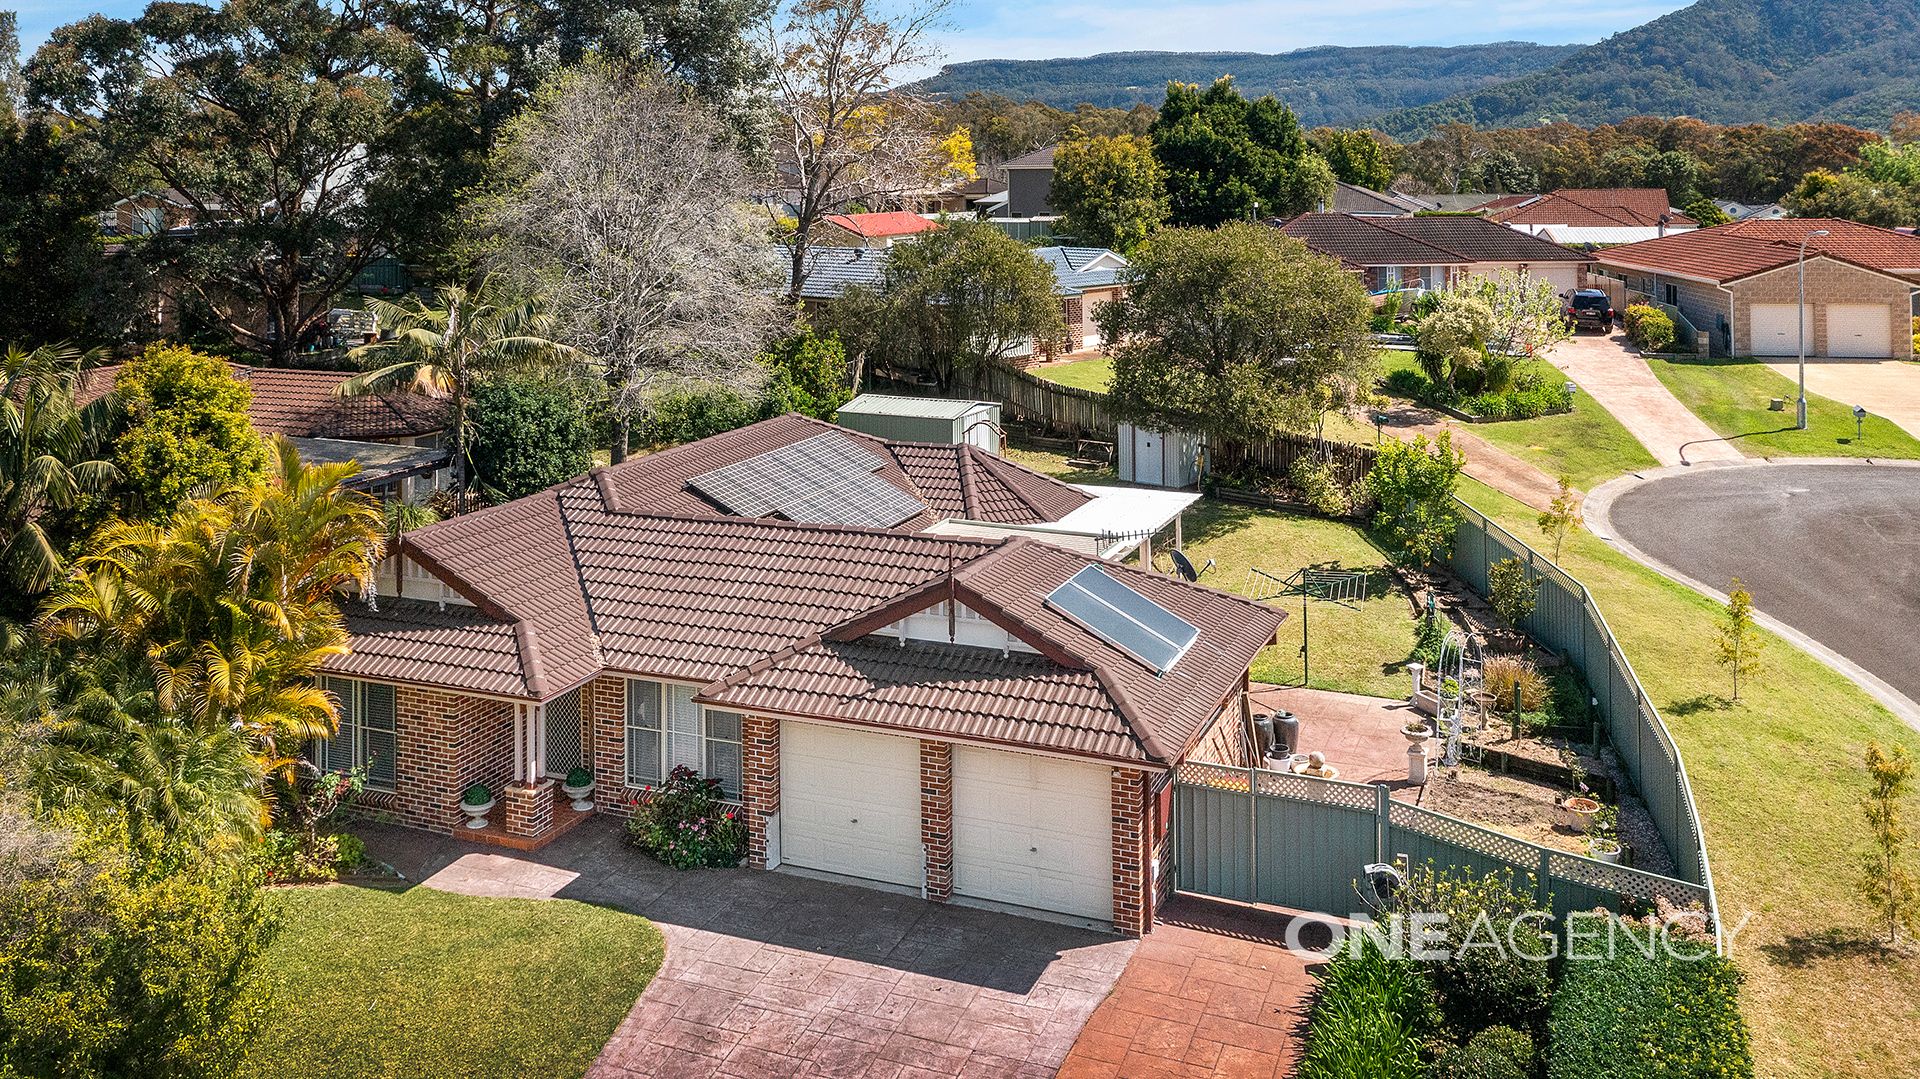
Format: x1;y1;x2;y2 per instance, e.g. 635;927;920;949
1351;214;1471;262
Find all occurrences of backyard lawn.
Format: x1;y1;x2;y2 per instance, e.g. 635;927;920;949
1029;355;1113;392
1459;478;1920;1079
245;884;664;1079
1647;356;1920;459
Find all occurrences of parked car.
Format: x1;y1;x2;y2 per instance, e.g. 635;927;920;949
1566;289;1616;333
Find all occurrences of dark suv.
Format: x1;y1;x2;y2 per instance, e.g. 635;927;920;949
1566;289;1616;333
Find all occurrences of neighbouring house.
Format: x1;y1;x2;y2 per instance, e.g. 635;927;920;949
929;176;1009;216
1322;182;1426;217
1002;146;1058;218
1279;212;1593;297
1480;188;1697;246
80;362;453;500
818;211;943;248
782;244;1130;357
1593;218;1920;358
330;414;1277;934
1713;200;1789;222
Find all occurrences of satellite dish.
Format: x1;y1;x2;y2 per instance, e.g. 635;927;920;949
1168;549;1213;582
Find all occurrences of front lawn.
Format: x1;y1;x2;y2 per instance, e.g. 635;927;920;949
245;884;664;1079
1647;356;1920;459
1030;355;1113;392
1462;366;1659;490
1458;478;1920;1079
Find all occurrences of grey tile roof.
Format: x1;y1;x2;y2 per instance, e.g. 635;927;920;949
1280;213;1591;266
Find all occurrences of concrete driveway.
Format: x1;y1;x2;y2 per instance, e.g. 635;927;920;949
1763;359;1920;439
366;818;1132;1079
1599;462;1920;716
1550;332;1746;466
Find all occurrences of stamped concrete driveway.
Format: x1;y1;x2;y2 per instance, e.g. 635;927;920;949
366;818;1131;1079
1551;332;1746;466
1763;359;1920;440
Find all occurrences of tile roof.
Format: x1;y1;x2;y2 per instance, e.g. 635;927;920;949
1003;146;1057;169
1330;182;1423;216
1486;188;1696;229
1279;213;1589;267
78;363;449;440
785;244;1128;300
823;212;941;239
1595;218;1920;283
334;419;1279;765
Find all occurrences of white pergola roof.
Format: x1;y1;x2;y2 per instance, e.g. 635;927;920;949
923;483;1201;560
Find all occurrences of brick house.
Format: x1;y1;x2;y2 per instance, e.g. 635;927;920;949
327;415;1281;934
1593;218;1920;357
1481;187;1697;246
1279;212;1593;297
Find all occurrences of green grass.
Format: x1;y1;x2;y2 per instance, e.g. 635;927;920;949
1457;477;1920;1079
1463;372;1659;491
1030;355;1113;392
1647;356;1920;459
245;885;664;1079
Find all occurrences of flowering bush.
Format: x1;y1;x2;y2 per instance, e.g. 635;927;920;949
624;766;746;869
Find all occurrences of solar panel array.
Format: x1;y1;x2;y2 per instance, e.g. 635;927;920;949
1045;565;1199;675
687;432;924;528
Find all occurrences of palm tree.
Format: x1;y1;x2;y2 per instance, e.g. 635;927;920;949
0;343;121;606
340;277;570;496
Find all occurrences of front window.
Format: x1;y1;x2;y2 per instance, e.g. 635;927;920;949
625;679;742;799
318;677;397;791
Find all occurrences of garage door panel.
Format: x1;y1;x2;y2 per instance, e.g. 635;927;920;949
780;722;922;887
953;746;1113;921
1826;304;1893;358
1750;303;1805;357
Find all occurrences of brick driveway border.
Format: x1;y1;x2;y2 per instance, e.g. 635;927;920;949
363;818;1135;1078
1058;896;1319;1079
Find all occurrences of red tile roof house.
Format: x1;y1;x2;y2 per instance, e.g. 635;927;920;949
1593;218;1920;358
818;211;943;248
1480;187;1698;246
1279;212;1594;298
327;414;1281;935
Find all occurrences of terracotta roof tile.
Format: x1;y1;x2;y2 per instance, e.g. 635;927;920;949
78;362;448;440
1279;213;1589;267
1487;189;1695;229
1597;218;1920;283
822;212;941;239
332;600;530;698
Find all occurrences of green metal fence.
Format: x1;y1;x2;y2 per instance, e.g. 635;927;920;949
1175;762;1714;928
1448;501;1718;927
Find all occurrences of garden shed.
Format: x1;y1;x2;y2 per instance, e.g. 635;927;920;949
1117;423;1201;488
835;394;1002;449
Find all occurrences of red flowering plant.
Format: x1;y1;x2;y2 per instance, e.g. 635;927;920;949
623;765;746;869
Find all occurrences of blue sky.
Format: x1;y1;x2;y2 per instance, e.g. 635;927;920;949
22;0;1691;66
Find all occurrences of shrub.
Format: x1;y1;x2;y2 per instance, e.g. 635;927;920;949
469;372;592;502
624;765;747;870
1364;433;1464;567
1398;861;1555;1038
1297;935;1442;1079
254;830;341;884
760;328;852;420
1288;456;1349;516
334;833;366;874
113;343;269;521
1623;304;1674;353
1384;366;1432;399
1411;611;1449;669
1434;1025;1534;1079
565;767;593;789
1487;557;1538;629
462;783;492;807
645;385;761;446
1548;918;1752;1079
1482;656;1551;713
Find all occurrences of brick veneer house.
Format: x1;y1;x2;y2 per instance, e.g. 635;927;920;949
327;415;1280;935
1594;218;1920;358
1279;212;1593;297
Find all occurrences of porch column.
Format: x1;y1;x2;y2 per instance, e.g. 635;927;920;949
512;704;525;782
919;740;954;902
531;702;546;783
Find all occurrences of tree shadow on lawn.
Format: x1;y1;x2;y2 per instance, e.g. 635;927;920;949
1664;694;1733;717
1759;928;1915;969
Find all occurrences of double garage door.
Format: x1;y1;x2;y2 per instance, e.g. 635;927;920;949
1750;303;1894;358
778;721;1114;921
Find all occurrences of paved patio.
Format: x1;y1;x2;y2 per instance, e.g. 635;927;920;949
1250;685;1424;799
1057;895;1319;1079
363;817;1134;1078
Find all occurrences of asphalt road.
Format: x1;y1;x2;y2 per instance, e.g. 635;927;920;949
1606;464;1920;706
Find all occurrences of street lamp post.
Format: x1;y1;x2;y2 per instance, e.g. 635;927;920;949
1796;228;1830;431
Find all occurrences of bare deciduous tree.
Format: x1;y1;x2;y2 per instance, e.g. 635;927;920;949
766;0;950;302
479;59;785;461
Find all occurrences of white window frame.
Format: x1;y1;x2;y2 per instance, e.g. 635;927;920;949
317;677;397;792
624;678;743;799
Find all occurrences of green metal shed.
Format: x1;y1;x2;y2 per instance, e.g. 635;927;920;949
835;394;1002;449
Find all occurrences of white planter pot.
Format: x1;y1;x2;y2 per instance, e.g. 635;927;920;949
1589;839;1622;864
562;782;595;812
462;798;495;829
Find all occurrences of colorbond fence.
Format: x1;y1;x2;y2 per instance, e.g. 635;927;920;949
1175;762;1715;931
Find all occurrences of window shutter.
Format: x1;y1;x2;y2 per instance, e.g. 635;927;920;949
361;683;397;790
704;710;743;799
667;685;702;774
625;680;663;786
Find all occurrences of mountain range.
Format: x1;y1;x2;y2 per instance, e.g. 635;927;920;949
919;0;1920;134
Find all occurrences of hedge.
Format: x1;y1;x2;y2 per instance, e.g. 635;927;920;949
1297;935;1442;1079
1548;919;1752;1079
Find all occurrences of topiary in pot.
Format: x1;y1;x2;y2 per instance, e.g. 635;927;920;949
461;783;495;829
562;767;596;811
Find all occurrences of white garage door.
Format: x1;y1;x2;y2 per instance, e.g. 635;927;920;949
1749;304;1807;357
1825;304;1894;358
780;722;922;887
953;746;1113;921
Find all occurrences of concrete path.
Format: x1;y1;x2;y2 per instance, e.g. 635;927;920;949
1763;359;1920;439
366;818;1130;1079
1379;402;1563;509
1057;896;1316;1079
1550;333;1746;467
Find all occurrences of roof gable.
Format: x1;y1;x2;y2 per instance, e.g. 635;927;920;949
1596;218;1920;283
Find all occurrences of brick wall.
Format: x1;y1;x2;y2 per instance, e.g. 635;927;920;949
588;675;633;817
1188;699;1248;768
1733;260;1914;358
1110;768;1151;937
920;740;953;901
391;685;513;833
744;714;780;869
503;779;555;837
